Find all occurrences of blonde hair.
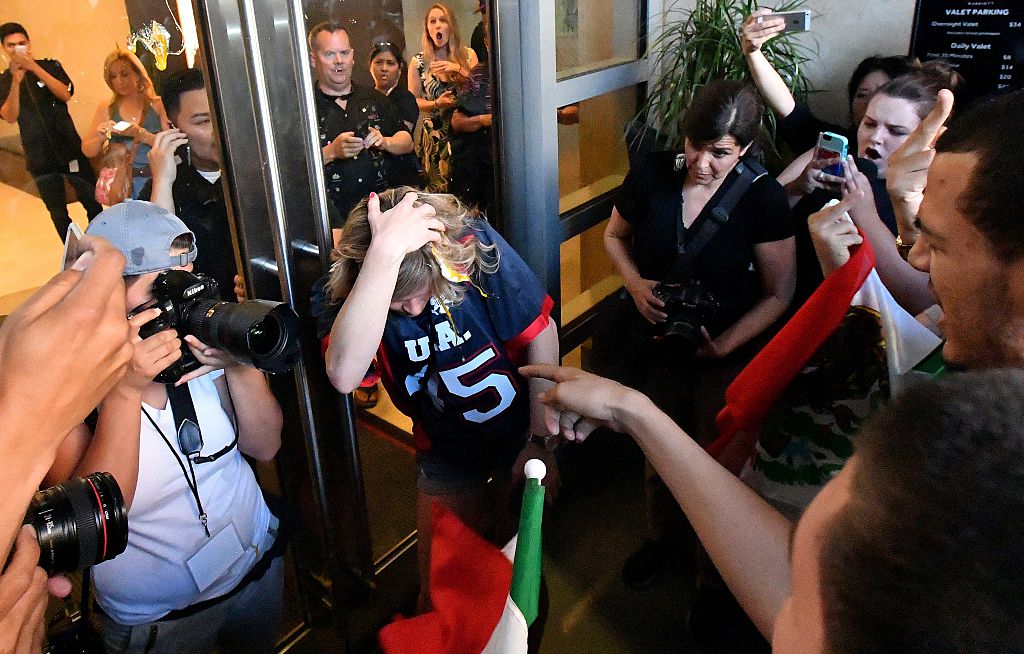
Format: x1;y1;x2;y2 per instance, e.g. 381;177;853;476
328;186;498;305
420;3;471;77
102;47;159;114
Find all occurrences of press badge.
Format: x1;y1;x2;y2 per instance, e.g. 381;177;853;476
186;524;245;592
68;160;79;173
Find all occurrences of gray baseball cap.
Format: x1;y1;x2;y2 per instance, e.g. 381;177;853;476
86;200;197;275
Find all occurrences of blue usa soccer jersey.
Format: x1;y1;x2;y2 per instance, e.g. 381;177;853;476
376;220;554;471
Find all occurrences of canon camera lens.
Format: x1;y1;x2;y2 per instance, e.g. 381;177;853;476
24;472;129;574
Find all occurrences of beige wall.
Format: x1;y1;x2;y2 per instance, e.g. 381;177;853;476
0;1;131;142
663;0;916;127
796;0;916;125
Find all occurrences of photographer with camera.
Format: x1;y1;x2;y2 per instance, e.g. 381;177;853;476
602;80;795;596
43;201;285;653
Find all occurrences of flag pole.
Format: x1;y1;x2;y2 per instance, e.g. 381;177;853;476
510;459;545;626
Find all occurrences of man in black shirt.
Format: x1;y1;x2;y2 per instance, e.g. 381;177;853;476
307;21;415;244
0;22;102;238
141;69;236;301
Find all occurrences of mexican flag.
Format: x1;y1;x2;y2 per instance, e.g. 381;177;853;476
379;461;546;654
708;236;942;515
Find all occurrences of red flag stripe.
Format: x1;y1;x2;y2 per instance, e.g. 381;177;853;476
379;503;513;654
708;236;877;460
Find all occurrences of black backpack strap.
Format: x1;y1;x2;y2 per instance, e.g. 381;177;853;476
662;159;766;285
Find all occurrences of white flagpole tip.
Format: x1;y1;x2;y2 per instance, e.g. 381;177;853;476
524;458;547;481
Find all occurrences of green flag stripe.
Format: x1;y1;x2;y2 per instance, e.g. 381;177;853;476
510;478;544;626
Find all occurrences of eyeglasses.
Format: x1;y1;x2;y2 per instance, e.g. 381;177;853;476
177;419;237;464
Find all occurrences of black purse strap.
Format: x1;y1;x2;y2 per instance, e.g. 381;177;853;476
662;159;766;285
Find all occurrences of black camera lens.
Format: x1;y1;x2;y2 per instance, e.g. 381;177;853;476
24;472;129;574
184;299;301;374
247;316;281;357
662;321;701;359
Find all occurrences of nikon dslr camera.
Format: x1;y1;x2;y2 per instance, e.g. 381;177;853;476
128;270;301;384
651;279;720;358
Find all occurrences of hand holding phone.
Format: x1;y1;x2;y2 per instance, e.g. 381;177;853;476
815;131;849;178
760;9;811;33
809;197;862;276
60;223;85;273
112;120;133;133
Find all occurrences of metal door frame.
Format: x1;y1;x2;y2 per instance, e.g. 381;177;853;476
191;0;384;649
493;0;665;308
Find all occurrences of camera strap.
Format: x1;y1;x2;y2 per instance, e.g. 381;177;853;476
148;383;211;537
663;159;767;285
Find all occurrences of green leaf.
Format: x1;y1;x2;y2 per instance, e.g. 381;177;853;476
636;0;817;152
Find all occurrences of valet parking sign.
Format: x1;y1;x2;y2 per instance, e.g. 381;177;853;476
911;1;1024;103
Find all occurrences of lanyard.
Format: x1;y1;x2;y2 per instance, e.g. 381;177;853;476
142;403;211;538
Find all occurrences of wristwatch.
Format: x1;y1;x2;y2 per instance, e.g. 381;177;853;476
529;433;559;452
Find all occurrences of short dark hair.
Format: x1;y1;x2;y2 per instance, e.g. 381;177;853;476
846;55;916;108
307;20;348;53
820;369;1024;654
0;22;28;44
369;40;403;67
680;80;762;149
876;59;962;120
934;89;1024;262
162;68;205;120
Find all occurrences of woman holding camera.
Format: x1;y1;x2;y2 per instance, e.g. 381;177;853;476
602;80;795;590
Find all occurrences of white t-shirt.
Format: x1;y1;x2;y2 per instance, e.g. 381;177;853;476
197;169;222;184
92;370;272;625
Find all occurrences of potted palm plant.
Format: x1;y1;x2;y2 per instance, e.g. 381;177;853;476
633;0;814;156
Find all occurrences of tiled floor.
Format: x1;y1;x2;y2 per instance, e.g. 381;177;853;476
0;181;89;314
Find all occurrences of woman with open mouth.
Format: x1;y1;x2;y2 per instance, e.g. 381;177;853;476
408;3;478;193
370;41;418;132
788;61;962;307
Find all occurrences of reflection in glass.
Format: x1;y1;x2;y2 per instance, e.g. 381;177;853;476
303;0;494;566
558;85;639;327
556;0;641;80
558;85;636;210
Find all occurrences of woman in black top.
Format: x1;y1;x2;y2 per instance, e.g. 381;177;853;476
602;81;796;587
741;8;916;203
369;41;419;131
369;41;421;190
790;62;962;306
606;81;796;380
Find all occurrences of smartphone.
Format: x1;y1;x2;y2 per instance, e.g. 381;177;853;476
760;9;811;33
60;223;84;273
816;131;848;178
168;121;191;165
353;119;371;139
112;120;132;132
